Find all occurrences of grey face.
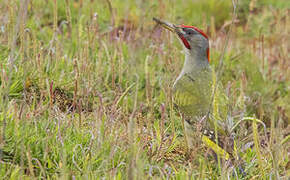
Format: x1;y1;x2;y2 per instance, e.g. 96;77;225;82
152;18;210;62
179;27;210;62
181;27;209;51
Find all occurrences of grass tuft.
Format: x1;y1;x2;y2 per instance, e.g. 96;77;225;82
0;0;288;178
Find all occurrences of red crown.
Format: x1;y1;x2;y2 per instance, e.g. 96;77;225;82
179;25;208;39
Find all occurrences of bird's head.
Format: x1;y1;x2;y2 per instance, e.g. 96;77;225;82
154;18;210;62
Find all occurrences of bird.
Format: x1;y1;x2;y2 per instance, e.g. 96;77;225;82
153;18;239;168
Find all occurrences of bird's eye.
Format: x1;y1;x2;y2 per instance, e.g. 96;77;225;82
183;28;195;35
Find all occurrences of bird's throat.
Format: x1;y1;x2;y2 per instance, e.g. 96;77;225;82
181;52;210;74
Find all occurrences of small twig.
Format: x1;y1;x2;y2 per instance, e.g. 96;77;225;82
105;0;115;27
116;83;136;107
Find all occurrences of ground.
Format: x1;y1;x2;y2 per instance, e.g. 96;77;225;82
0;0;289;179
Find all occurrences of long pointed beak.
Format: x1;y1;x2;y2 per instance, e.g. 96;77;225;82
153;17;181;34
153;17;191;49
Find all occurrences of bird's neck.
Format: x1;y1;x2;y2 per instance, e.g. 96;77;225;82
181;50;210;74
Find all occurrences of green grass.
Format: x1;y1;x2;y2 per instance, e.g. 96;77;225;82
0;0;289;179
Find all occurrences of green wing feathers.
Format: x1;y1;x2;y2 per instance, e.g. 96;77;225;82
173;69;239;164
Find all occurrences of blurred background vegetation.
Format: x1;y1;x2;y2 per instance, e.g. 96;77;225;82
0;0;289;179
